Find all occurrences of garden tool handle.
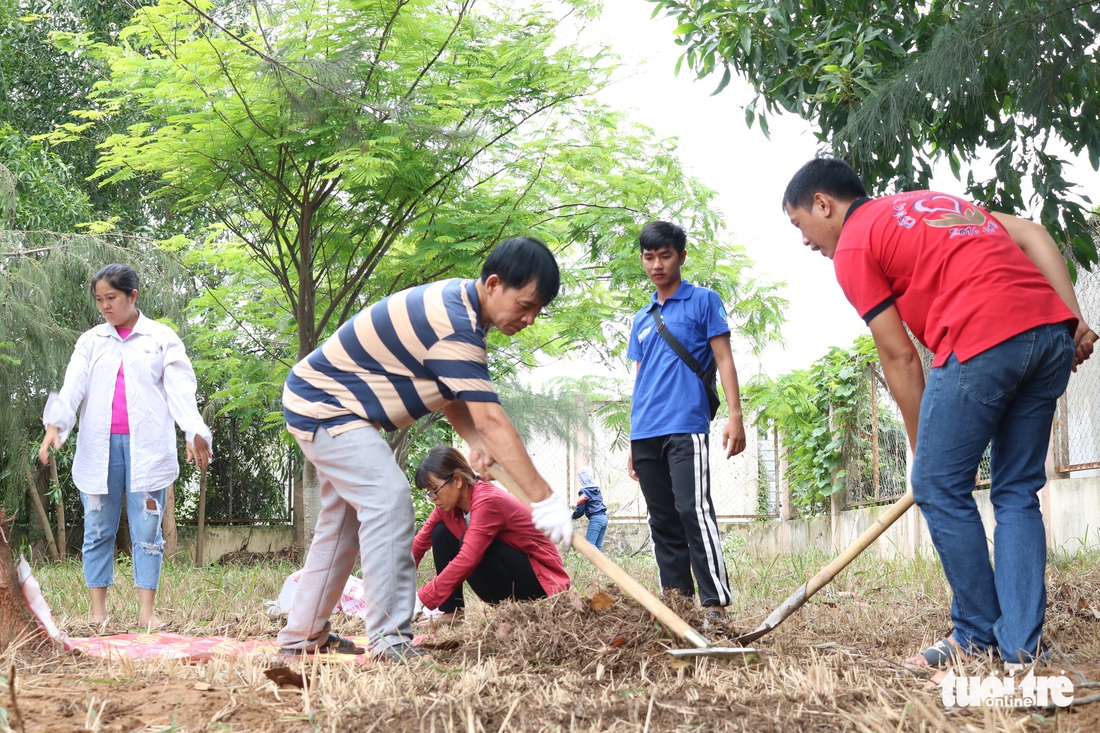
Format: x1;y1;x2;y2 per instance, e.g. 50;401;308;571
733;490;916;646
804;491;915;599
489;462;710;650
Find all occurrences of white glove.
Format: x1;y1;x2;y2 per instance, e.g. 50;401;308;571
414;593;443;622
530;493;573;552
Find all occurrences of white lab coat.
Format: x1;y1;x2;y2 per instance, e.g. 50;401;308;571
44;313;212;495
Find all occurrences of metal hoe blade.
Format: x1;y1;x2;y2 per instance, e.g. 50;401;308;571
732;584;809;646
665;628;760;662
667;646;761;662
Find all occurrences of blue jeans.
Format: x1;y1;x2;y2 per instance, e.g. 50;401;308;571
911;324;1073;663
81;434;166;591
585;512;608;551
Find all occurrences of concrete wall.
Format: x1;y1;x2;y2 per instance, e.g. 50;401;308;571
1043;476;1100;554
168;477;1100;565
173;525;295;564
720;475;1100;560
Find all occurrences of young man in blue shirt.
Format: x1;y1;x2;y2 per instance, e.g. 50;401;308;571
627;221;747;628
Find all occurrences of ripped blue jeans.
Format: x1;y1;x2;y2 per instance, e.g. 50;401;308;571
81;434;166;591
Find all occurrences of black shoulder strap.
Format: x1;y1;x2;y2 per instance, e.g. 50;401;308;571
649;304;705;377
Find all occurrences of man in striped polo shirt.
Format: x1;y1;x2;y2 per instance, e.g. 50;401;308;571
277;237;573;661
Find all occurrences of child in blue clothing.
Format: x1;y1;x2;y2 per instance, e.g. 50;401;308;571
572;466;609;551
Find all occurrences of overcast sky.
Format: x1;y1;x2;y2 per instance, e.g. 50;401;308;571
532;0;1100;387
536;0;865;383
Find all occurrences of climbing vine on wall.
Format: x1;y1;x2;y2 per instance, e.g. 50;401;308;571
745;336;881;514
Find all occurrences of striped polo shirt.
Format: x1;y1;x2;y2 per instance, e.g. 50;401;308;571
283;279;498;440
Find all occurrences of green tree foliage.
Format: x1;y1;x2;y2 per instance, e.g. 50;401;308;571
653;0;1100;270
1;0;160;230
49;0;784;366
36;0;787;537
0;125;93;231
744;335;904;514
0;0;96;137
44;0;786;433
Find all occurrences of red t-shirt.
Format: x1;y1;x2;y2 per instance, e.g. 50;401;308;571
411;480;570;610
834;192;1076;366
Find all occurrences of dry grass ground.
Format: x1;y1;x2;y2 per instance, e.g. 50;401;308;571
2;541;1098;732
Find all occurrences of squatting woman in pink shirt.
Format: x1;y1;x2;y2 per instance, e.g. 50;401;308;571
412;446;569;623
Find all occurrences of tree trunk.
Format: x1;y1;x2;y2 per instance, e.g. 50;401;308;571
292;221;317;549
195;467;208;566
50;456;66;560
0;513;40;652
387;424;416;472
292;470;305;548
23;464;59;561
301;461;321;547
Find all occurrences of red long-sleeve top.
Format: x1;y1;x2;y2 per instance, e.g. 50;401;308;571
412;479;570;610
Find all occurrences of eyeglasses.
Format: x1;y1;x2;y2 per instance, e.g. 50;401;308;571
425;475;455;499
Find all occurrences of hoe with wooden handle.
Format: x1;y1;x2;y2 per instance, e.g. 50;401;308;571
489;463;757;662
732;491;916;646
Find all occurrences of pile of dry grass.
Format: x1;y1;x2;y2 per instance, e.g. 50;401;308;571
419;588;710;675
1;550;1097;732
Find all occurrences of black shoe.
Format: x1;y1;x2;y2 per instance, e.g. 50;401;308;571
279;632;365;656
374;641;429;663
702;609;726;632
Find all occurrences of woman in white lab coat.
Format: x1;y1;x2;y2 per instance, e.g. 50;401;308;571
38;264;212;630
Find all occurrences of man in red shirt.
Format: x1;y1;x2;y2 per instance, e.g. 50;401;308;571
783;157;1097;668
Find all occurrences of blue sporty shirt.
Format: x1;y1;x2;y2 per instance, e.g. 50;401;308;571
627;281;729;440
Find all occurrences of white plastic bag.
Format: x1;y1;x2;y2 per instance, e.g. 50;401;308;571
17;555;69;644
264;569;368;619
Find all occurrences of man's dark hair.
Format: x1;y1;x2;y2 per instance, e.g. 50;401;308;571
91;263;140;296
782;158;868;212
639;220;686;254
480;236;560;306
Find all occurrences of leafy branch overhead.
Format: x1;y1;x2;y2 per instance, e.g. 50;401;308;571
655;0;1100;270
11;0;787;527
42;0;785;392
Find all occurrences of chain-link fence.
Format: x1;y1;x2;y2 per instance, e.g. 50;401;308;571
174;414;295;525
748;362;909;513
523;405;773;522
840;364;909;507
1056;264;1100;473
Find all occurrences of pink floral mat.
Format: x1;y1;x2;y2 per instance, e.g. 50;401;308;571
20;557;424;665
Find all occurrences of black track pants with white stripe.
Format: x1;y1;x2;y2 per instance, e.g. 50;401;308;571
631;433;732;607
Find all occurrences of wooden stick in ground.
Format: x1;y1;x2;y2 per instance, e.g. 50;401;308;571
22;464;59;562
195;466;208;567
163;482;178;557
48;455;65;560
488;463;711;651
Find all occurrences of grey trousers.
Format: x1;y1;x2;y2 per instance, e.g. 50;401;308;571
277;426;416;654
